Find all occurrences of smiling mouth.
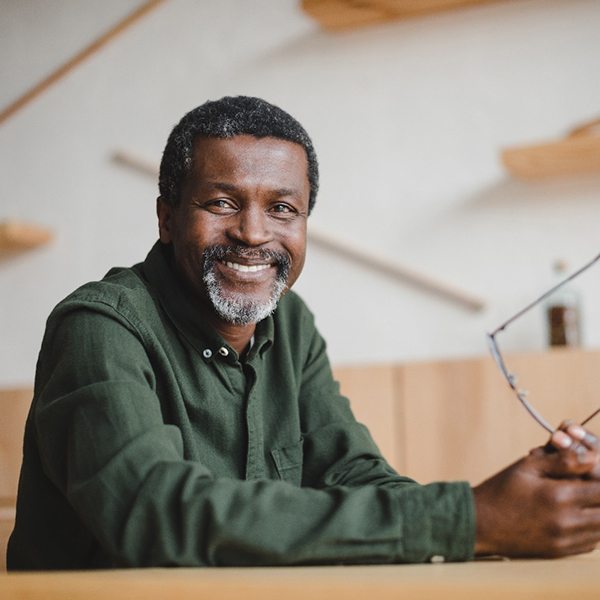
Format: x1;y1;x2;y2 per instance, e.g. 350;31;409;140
223;260;272;273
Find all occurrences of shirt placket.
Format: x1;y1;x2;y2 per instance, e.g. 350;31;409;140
243;361;265;480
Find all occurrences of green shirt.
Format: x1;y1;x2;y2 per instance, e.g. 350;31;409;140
8;242;474;570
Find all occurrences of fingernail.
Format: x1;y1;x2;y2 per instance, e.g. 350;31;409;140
567;425;586;440
553;431;573;448
575;444;589;462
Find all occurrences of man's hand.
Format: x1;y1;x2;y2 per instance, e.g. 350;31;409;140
539;421;600;479
473;423;600;558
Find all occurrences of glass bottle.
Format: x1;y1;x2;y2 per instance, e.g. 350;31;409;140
545;259;581;347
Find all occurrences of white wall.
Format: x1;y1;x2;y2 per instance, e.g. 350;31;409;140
1;0;599;386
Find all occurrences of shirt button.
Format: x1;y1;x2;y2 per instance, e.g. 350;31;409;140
202;349;212;359
430;555;445;564
218;347;229;357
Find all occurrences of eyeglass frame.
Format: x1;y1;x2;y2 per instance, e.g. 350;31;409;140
487;251;600;433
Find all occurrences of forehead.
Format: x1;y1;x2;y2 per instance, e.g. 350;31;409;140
188;135;309;192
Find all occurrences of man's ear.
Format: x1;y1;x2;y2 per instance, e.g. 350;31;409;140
157;197;174;244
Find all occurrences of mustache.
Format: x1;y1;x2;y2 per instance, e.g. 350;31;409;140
202;244;291;277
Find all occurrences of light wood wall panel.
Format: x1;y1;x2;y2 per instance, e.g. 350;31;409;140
0;388;31;570
335;348;600;485
0;388;31;499
333;364;404;472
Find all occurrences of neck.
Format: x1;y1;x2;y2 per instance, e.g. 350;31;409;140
210;318;256;355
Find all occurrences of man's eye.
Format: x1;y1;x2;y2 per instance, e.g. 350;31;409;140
272;204;294;214
207;198;235;211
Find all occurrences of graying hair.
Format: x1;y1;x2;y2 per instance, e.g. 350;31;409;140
159;96;319;213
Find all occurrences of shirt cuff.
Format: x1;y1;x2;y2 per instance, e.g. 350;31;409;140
397;481;475;563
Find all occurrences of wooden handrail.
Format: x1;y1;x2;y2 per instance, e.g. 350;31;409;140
0;0;168;126
308;227;485;311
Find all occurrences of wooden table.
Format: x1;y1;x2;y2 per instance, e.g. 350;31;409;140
1;550;599;600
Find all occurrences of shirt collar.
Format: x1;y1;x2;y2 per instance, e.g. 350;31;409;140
141;241;274;362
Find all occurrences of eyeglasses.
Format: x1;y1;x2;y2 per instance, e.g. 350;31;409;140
487;252;600;433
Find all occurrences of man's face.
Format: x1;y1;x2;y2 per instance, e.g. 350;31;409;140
157;135;310;325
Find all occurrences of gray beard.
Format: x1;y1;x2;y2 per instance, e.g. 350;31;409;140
202;246;290;326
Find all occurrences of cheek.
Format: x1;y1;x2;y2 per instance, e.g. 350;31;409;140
287;233;307;282
172;236;206;277
174;216;219;255
294;244;306;270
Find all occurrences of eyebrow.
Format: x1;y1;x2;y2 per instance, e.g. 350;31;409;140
204;181;239;193
204;181;302;198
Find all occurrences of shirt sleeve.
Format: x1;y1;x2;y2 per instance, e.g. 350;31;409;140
295;310;476;561
31;301;475;568
297;316;415;490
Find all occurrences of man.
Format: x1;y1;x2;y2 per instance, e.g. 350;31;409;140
8;96;600;570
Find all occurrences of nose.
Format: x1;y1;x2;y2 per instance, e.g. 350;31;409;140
227;205;272;247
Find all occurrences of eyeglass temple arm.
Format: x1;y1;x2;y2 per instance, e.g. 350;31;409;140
515;390;555;433
490;252;600;337
582;407;600;426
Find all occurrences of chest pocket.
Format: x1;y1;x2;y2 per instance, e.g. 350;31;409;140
271;438;304;487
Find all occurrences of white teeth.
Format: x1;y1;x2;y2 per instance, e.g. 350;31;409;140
224;261;270;273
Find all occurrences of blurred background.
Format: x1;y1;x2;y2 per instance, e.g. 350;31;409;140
1;0;599;387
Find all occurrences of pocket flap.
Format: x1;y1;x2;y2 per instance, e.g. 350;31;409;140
271;438;304;484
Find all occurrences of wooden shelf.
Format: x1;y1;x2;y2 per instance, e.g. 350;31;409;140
502;118;600;180
0;221;53;256
301;0;506;31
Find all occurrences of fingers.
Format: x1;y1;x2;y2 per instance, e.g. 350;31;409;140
555;420;600;451
559;421;600;450
543;540;598;559
570;480;600;507
561;422;600;479
543;507;600;557
544;421;600;478
532;484;600;558
473;459;600;558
